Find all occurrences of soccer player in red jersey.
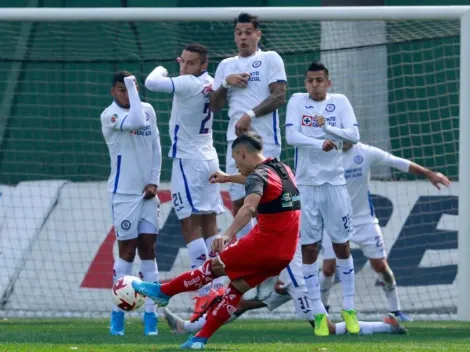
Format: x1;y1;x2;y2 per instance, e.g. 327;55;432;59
133;132;300;349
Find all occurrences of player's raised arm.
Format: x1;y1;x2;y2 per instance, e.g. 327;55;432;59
149;107;162;189
317;95;360;144
366;144;451;189
209;170;247;184
145;66;174;93
285;95;334;151
120;76;147;131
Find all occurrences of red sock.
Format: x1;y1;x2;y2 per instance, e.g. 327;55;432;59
196;283;243;340
160;260;214;296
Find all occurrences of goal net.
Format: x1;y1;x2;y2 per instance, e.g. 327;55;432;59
0;14;460;320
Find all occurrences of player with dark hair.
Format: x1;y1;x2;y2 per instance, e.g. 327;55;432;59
133;132;300;349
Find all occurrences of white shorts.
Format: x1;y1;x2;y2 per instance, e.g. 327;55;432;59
109;193;159;241
299;183;353;245
171;158;225;220
226;143;281;201
263;265;314;321
322;223;386;260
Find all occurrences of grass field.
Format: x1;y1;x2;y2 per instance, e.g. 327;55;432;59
0;318;469;351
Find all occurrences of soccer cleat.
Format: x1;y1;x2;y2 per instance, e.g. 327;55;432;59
143;311;158;336
110;310;125;336
180;336;207;349
384;313;408;334
341;309;360;334
190;289;219;322
314;313;329;336
164;308;187;334
257;276;277;301
131;280;170;307
392;311;413;322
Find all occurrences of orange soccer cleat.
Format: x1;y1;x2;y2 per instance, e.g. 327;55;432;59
190;288;221;322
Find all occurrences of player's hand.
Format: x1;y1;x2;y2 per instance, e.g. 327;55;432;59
212;234;231;253
322;140;337;152
209;170;230;183
123;75;137;87
315;115;326;127
274;279;288;295
225;73;250;89
142;184;158;199
235;114;252;136
428;172;451;190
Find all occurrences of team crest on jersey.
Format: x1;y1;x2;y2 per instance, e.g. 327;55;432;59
354;155;363;164
325;104;335;112
252;61;262;68
145;112;150;121
301;115;313;126
121;220;131;231
110;114;118;123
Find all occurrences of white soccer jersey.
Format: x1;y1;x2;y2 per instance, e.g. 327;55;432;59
343;142;411;226
169;72;218;160
285;92;359;186
101;101;161;195
213;49;287;145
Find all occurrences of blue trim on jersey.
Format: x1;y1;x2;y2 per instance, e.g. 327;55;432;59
368;191;375;217
113;155;122;193
170;78;175;94
275;79;287;83
120;114;128;131
294;147;298;174
285;123;293;127
273;110;279;145
179;159;198;212
354;123;359;126
172;124;180;158
111;194;119;238
287;265;299;288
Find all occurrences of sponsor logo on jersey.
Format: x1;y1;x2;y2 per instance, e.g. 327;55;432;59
281;192;300;208
110;114;118;123
248;71;261;82
301;115;313;126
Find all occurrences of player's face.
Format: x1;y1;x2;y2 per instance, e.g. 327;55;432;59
178;50;207;76
234;23;261;57
305;70;331;101
232;148;251;176
111;82;130;108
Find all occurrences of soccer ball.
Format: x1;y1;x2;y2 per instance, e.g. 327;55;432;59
112;275;145;311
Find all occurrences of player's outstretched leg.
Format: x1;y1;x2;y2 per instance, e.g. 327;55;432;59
133;260;216;307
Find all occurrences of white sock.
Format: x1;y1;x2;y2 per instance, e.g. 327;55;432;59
187;238;209;297
377;270;401;312
205;235;226;292
236;217;255;239
319;271;334;307
336;256;355;311
139;259;159;313
113;257;133;312
184;314;206;333
335;321;392;335
301;262;327;314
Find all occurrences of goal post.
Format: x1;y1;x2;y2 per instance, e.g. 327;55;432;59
0;6;468;321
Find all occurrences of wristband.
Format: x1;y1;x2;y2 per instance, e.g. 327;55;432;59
222;79;230;89
246;109;256;120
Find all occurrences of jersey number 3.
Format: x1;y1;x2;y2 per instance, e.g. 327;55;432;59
199;102;212;134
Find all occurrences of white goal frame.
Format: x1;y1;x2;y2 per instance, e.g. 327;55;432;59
0;6;469;321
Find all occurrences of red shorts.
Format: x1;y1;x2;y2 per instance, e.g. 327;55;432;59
218;228;297;288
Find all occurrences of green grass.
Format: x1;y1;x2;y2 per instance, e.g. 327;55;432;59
0;319;469;351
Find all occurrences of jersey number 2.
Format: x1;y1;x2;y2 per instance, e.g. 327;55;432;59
199;102;212;134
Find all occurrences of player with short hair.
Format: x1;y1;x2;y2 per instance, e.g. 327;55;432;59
210;12;287;241
101;71;161;336
162;240;408;337
133;132;300;349
285;61;360;334
320;142;451;321
144;43;226;322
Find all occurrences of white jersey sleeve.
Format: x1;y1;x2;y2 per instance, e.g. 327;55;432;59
148;105;162;186
172;74;206;97
267;51;287;84
367;145;411;172
322;95;359;144
213;62;225;91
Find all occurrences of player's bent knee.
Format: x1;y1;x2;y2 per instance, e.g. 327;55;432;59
332;241;350;259
301;243;319;263
322;259;336;277
118;238;138;262
137;234;156;260
370;258;388;274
